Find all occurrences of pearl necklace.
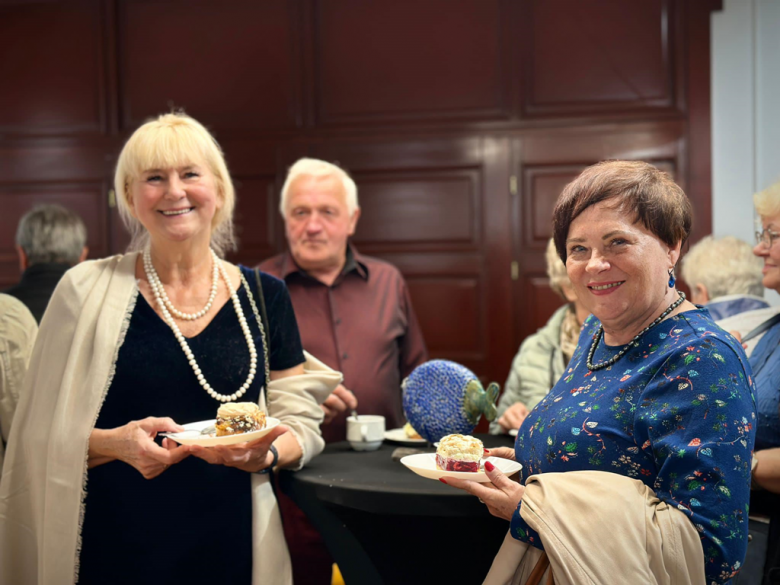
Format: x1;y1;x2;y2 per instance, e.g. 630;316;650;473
143;248;219;321
586;291;686;371
142;249;258;402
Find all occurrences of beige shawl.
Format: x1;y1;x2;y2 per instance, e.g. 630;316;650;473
0;253;341;585
483;471;706;585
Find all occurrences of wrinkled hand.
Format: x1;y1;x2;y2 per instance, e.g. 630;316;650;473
98;417;191;479
189;425;288;472
443;460;525;521
497;402;529;433
321;384;358;424
484;446;516;462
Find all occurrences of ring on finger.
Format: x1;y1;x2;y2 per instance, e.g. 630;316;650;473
478;498;485;504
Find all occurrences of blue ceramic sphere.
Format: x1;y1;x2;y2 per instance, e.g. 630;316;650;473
402;360;498;443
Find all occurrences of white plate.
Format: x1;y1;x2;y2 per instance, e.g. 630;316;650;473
384;427;427;445
509;428;518;437
401;453;522;483
164;417;280;447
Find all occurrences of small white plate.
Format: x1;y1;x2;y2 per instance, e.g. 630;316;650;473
401;453;522;483
509;428;518;437
164;417;280;447
384;427;427;445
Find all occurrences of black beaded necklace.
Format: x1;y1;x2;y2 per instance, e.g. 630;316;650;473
586;291;686;371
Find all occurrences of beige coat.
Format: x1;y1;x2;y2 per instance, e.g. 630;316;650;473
484;471;706;585
0;294;37;474
0;253;342;585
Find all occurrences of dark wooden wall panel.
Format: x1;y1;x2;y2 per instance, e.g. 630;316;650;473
314;0;509;125
523;0;680;116
0;1;105;134
0;0;720;404
353;172;479;247
120;0;300;130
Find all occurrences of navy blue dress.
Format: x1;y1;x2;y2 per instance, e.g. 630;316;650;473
512;309;756;585
78;267;304;585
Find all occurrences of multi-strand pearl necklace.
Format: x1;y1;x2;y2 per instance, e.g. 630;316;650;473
142;248;258;402
143;248;219;320
586;291;686;371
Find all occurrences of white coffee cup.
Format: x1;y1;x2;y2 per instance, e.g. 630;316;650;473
346;415;385;451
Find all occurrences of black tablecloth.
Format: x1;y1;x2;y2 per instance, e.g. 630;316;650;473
279;433;515;585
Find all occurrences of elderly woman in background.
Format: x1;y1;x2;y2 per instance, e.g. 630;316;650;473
743;181;780;585
491;239;588;434
445;161;756;584
0;113;340;585
681;234;768;320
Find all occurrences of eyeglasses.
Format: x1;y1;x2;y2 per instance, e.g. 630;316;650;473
755;228;780;248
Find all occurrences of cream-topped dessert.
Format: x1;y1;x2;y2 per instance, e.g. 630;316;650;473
403;422;422;440
215;402;266;437
435;434;483;472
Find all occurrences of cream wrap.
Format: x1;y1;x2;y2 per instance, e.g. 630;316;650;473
0;252;342;585
483;470;706;585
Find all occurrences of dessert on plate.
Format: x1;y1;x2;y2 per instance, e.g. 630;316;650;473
403;422;422;440
215;402;267;437
435;434;483;472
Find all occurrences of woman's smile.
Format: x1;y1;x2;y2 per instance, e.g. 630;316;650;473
587;280;625;294
159;207;195;217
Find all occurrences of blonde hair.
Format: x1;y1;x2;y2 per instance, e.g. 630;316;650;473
545;238;571;301
280;158;358;217
114;113;236;256
754;181;780;219
681;235;764;298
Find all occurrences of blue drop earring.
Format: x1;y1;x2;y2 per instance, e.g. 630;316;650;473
668;268;675;288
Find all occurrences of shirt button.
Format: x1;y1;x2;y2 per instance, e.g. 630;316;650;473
342;353;348;360
335;318;341;326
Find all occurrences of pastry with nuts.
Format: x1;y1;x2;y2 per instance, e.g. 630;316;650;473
215;402;267;437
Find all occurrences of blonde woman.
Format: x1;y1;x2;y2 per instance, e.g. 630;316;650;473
0;113;340;585
491;239;589;434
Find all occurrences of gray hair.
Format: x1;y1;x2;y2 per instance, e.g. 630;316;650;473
681;235;764;298
15;204;87;266
279;158;359;217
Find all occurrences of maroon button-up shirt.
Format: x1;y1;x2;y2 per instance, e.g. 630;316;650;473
259;246;428;443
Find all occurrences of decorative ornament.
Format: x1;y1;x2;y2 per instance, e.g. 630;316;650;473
402;360;499;443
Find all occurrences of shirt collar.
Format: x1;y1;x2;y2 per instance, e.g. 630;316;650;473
281;242;369;283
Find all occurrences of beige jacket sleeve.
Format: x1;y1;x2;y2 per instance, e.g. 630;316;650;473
483;471;706;585
266;351;342;470
0;294;37;473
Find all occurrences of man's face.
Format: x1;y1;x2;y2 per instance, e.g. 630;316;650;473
284;174;360;273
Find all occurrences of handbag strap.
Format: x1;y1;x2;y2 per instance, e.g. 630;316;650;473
526;552;553;585
238;270;271;392
742;313;780;343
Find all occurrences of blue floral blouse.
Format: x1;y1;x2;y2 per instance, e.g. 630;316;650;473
512;308;756;585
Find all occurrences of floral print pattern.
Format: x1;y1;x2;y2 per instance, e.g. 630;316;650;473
511;309;756;585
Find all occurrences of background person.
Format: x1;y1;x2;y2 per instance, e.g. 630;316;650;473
490;238;588;434
259;157;428;584
680;234;768;319
3;203;88;323
0;113;340;585
444;161;756;584
0;294;37;477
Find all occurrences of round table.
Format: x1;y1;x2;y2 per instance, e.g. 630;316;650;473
279;433;516;585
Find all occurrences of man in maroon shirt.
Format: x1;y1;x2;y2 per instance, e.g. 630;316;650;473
259;158;428;584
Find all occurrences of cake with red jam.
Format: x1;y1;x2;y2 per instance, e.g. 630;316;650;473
215;402;267;437
435;434;483;472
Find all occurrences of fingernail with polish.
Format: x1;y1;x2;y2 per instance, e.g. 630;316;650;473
484;448;490;454
439;478;448;484
485;461;495;472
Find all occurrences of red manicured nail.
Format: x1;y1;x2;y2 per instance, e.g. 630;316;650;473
484;448;490;454
439;478;448;484
485;461;495;472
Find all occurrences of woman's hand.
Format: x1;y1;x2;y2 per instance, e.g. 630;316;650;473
484;446;517;461
442;460;525;521
189;425;289;472
89;417;191;479
497;402;529;433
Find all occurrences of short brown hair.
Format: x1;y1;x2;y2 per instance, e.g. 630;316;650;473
552;160;692;262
